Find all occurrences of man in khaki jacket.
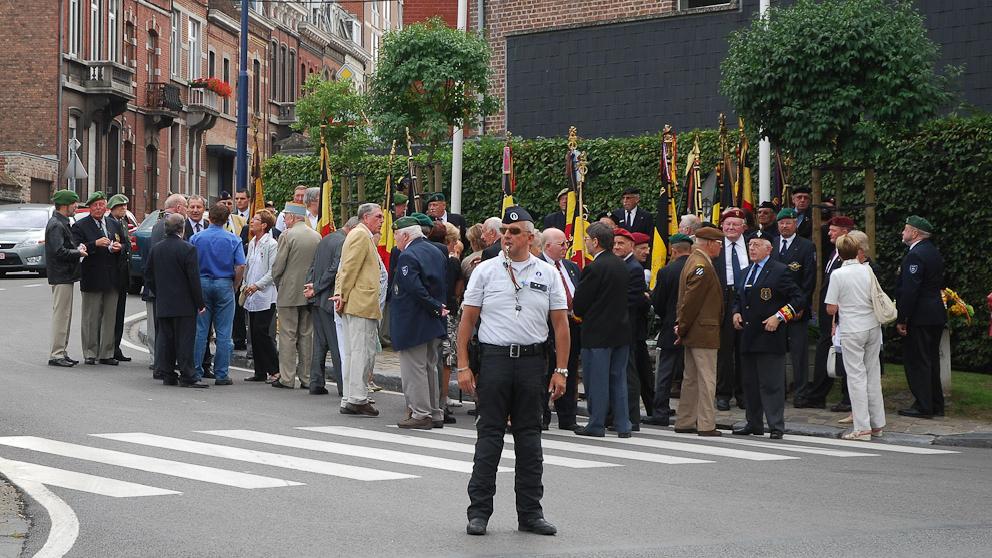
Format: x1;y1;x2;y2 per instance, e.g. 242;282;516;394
271;202;321;389
332;202;386;416
674;225;725;436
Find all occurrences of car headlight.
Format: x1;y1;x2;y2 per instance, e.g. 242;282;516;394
14;238;43;249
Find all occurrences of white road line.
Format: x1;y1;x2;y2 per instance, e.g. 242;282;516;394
0;457;180;497
634;428;878;457
758;432;959;455
93;433;415;482
22;283;43;288
300;426;619;469
4;478;79;558
201;429;511;473
542;429;798;461
0;436;302;489
415;426;713;465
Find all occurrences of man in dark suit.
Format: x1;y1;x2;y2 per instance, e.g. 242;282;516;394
754;201;780;242
613;227;652;431
542;188;569;232
184;195;209;239
644;233;693;425
895;216;946;419
772;208;817;400
144;213;207;388
714;207;753;410
791;186;814;240
538;227;582;431
426;192;469;250
611;187;654;237
572;222;633;438
145;193;188;373
107;194;133;362
732;237;804;439
71;191;126;366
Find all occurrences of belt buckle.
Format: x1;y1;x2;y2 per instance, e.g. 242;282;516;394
509;344;521;358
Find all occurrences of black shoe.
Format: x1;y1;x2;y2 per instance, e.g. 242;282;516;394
98;358;119;366
340;405;357;415
794;399;826;409
84;358;97;365
310;386;329;395
271;380;292;389
432;420;445;429
897;408;933;419
148;364;155;370
574;427;605;437
114;354;132;362
152;371;165;380
716;399;731;411
830;402;852;412
541;423;550;431
214;378;233;386
179;381;208;389
233;341;248;351
558;423;579;431
618;432;632;439
518;517;557;536
244;376;267;382
202;371;215;379
733;425;764;436
769;430;784;439
444;409;457;424
642;415;670;427
466;518;488;536
631;424;640;432
48;358;75;367
467;408;478;416
736;399;746;410
162;377;178;386
66;356;80;365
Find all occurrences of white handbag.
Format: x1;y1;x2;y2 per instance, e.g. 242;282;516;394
827;316;844;378
868;268;898;324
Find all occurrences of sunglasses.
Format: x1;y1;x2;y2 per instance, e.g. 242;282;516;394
499;226;525;235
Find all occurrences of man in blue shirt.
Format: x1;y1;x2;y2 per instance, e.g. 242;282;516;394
190;204;246;385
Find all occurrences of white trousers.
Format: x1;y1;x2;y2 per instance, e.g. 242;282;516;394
840;327;886;432
341;314;377;405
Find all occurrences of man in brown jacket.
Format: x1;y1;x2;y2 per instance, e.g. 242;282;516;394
674;225;725;436
332;202;386;416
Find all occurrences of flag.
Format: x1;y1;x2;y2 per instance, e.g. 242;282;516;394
249;128;265;221
735;117;754;212
563;127;590;268
317;129;336;236
501;137;516;215
650;126;678;289
378;141;398;269
714;115;735;224
682;135;703;220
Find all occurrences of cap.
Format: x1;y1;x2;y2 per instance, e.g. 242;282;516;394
84;191;106;206
51;189;79;205
827;215;856;229
392;216;420;230
757;201;776;210
218;190;232;200
411;212;434;228
631;232;650;245
906;215;934;234
427;192;446;203
792;186;811;195
502;205;533;224
392;192;408;205
695;226;725;241
622;187;641;196
556;188;570;200
669;233;693;245
613;227;634;241
283;202;307;216
107;194;129;209
777;208;798;220
720;207;745;221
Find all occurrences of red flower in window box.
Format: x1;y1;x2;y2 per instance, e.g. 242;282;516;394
189;77;233;98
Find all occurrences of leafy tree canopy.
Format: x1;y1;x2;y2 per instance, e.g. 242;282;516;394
293;74;371;168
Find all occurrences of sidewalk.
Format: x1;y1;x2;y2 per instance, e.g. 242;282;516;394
0;476;27;558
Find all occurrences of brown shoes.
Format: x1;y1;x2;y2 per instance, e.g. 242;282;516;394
345;402;380;417
697;429;722;437
398;416;433;429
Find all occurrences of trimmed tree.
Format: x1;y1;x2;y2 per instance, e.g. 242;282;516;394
293;74;370;168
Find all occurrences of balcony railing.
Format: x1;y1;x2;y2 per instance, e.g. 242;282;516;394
187;88;220;113
67;59;135;99
145;82;183;113
272;102;296;125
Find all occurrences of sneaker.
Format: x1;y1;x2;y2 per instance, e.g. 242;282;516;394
446;397;463;408
345;402;380;417
398;416;433;429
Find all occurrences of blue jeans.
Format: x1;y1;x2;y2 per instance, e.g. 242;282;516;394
194;277;235;381
581;346;631;435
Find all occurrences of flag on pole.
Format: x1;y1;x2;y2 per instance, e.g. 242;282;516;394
249;122;265;220
501;132;516;215
377;141;398;269
651;125;678;289
683;134;703;220
735;117;754;212
317;126;336;236
564;127;590;268
713;114;735;224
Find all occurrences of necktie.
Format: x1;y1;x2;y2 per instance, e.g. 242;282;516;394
781;238;789;255
195;222;202;233
730;241;742;285
97;218;107;237
555;260;573;312
746;263;761;287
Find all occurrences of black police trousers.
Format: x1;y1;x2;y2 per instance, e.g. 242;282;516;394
467;348;546;522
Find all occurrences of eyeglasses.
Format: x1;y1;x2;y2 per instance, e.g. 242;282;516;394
499;226;524;235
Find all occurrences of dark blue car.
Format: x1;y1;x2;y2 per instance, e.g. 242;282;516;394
127;210;160;293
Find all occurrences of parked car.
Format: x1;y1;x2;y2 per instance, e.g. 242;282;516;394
128;210;160;293
0;204;53;276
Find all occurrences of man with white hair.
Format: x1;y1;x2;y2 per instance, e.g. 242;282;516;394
146;193;189;372
678;214;702;236
303;187;321;229
539;227;582;430
389;216;449;428
480;216;504;261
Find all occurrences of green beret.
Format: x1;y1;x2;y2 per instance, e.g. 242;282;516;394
51;189;79;205
669;233;693;245
906;215;934;234
84;191;106;206
393;192;408;205
392;216;420;230
411;212;435;228
427;192;446;203
777;208;798;220
108;194;129;209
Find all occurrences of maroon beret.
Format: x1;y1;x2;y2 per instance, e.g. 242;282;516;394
827;216;856;229
613;227;634;241
631;232;651;245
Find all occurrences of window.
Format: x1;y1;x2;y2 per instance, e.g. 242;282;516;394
170;10;181;77
280;45;287;102
288;50;296;102
383;1;391;26
107;0;119;62
107;126;120;195
147;31;159;81
187;18;201;80
372;34;379;62
352;20;362;46
208;51;215;79
678;0;732;9
67;115;79;190
223;57;230;114
90;0;102;60
269;40;278;100
68;0;82;56
252;59;261;113
371;0;379;26
123;21;135;67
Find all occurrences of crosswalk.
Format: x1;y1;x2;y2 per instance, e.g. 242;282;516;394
0;423;958;500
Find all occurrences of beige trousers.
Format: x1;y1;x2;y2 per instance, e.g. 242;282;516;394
80;290;119;360
675;347;718;432
276;305;313;387
50;284;75;359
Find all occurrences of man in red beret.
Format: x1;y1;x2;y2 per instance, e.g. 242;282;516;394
714;207;752;411
611;227;653;429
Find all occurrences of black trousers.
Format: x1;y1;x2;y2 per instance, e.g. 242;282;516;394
248;306;279;380
113;283;127;357
468;348;546;522
155;316;197;384
542;321;580;428
652;346;684;416
717;288;743;402
232;303;247;346
904;324;944;415
632;338;654;412
784;318;810;398
311;306;343;394
742;352;787;433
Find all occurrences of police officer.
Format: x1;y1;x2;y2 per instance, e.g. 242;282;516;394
456;206;569;537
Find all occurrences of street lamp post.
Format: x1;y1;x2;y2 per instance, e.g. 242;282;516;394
758;0;771;203
235;0;250;193
450;0;468;214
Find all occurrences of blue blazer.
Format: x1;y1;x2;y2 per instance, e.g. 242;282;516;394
733;258;802;354
389;237;448;351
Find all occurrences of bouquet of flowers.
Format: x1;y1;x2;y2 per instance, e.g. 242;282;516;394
189;77;233;98
941;288;974;327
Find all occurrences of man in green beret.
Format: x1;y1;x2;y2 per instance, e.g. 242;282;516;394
774;207;817;403
108;194;133;362
425;191;468;249
45;190;86;367
392;192;409;220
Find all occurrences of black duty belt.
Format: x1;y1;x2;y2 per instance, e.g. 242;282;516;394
480;343;545;358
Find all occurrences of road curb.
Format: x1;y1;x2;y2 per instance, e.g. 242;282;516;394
932;432;992;449
0;474;29;558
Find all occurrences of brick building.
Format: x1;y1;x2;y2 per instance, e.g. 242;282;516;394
0;0;400;218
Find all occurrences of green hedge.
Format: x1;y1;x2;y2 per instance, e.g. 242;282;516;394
264;115;992;371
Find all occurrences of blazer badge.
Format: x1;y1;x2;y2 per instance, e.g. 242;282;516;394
788;261;802;271
760;288;772;301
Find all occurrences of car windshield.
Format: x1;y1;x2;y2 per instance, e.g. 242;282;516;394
0;208;49;229
137;210;160;231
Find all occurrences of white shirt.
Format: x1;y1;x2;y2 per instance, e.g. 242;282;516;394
235;208;250;220
624;207;638;228
243;233;278;312
543;252;575;299
307;212;318;230
824;260;879;334
463;254;567;345
723;237;748;285
189;218;207;234
439;211;449;223
779;233;796;254
275;211;286;232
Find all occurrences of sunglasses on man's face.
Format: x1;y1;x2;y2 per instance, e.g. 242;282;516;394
499;226;525;235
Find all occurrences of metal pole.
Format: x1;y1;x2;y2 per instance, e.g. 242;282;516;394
758;0;771;203
235;0;249;193
450;0;469;214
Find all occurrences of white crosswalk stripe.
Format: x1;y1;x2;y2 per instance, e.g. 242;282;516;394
93;433;417;482
0;457;179;498
757;432;959;455
0;436;303;489
632;428;879;457
542;429;799;461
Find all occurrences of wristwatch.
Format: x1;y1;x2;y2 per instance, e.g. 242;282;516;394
553;368;569;378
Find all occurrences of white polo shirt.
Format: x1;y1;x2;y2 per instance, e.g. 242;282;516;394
463;253;567;346
824;260;880;334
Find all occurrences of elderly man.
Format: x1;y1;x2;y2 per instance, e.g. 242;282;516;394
72;191;125;365
715;207;751;410
773;208;817;400
754;201;779;241
895;216;946;419
480;216;504;261
539;227;581;430
426;192;468;248
613;227;652;430
542;188;570;231
791;186;813;239
146;193;188;371
305;216;358;395
392;192;409;220
389;216;449;428
45;189;86;367
612;187;654;237
271;202;321;390
631;232;651;286
107;194;133;362
303;187;321;230
333;202;387;416
678;214;702;236
190;204;246;385
275;185;308;232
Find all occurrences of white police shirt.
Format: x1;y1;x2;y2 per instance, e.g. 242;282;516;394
462;253;567;346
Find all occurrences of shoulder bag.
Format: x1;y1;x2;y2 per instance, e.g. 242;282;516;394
867;267;898;324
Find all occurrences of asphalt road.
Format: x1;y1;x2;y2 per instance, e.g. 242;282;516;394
2;273;991;558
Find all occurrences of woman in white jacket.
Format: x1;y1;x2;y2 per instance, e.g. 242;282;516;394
242;209;280;382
